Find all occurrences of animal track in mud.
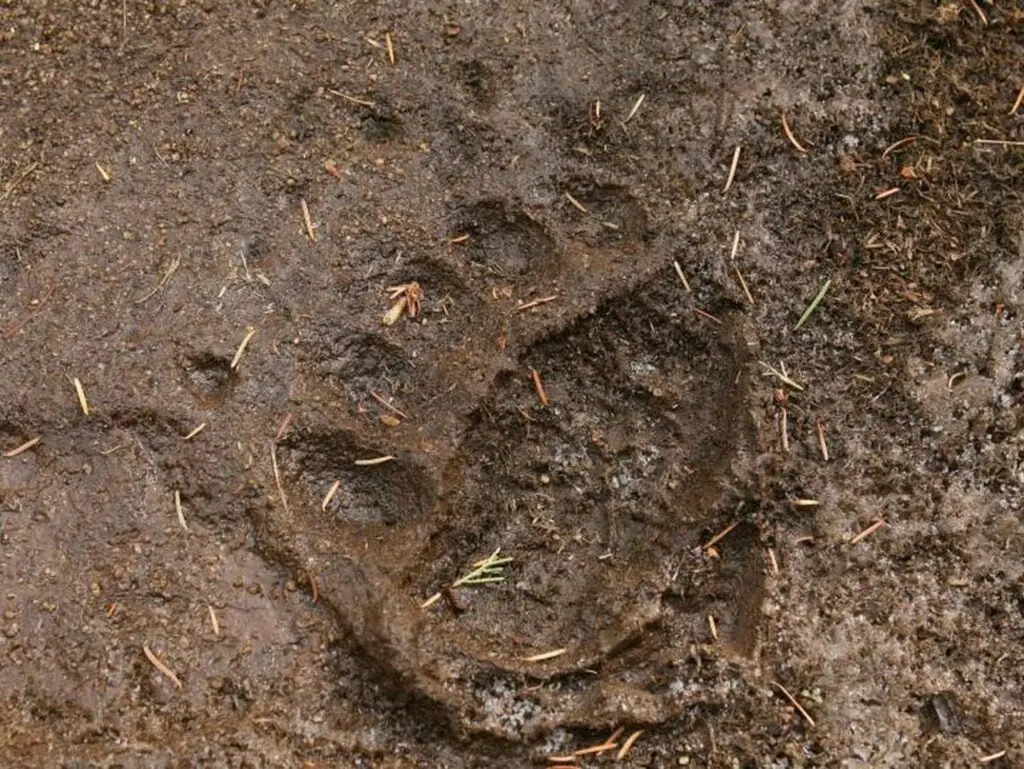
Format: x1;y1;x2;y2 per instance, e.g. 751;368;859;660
261;268;763;740
455;200;559;278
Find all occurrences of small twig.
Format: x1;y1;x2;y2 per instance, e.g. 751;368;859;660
734;266;754;305
794;279;832;331
881;135;918;158
321;480;341;511
300;198;317;243
625;93;646;123
182;422;206;441
974;138;1024;147
134;255;181;304
767;547;779;575
521;647;567;663
354;455;395;466
874;187;900;201
1010;86;1024;116
702;521;739;551
207;605;220;635
327;89;376;108
230;327;257;370
271;443;290;515
850;518;885;544
370;390;409;419
980;750;1006;764
773;681;815;727
0;161;39;204
514;295;558;312
816;420;829;461
174;490;189;531
723;145;741;193
759;360;805;391
3;437;40;458
672;260;691;292
95;162;112;182
966;0;987;25
275;412;293;442
693;307;723;325
617;730;644;760
143;645;182;688
781;111;808;153
708;614;719;640
385;32;395;64
564;192;588;213
530;367;550;406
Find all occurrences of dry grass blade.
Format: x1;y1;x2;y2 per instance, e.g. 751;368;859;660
617;730;644;759
564;192;588;213
625;92;645;122
143;645;183;688
781;111;808;153
385;32;395;64
327;89;376;108
673;260;691;292
271;443;290;515
0;161;39;204
370;390;408;419
134;255;181;304
693;307;723;325
73;377;90;416
208;605;220;635
300;198;317;243
794;278;832;331
1011;86;1024;116
174;490;189;531
3;437;41;458
759;360;804;391
321;480;341;511
875;187;900;201
966;0;987;25
703;521;739;550
521;648;567;662
723;145;741;193
530;367;550;406
95;162;112;181
354;455;396;466
734;266;754;305
974;138;1024;147
514;295;558;312
773;681;815;727
980;750;1006;764
182;422;206;440
230;327;257;370
850;518;885;544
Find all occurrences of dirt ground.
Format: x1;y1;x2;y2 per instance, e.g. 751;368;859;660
1;1;1022;766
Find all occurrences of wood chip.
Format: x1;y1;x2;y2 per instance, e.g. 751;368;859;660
143;644;182;688
3;437;40;458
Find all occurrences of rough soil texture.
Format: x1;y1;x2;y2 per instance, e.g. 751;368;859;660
2;2;1023;767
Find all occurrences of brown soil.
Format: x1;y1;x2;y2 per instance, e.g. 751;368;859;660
2;2;1023;767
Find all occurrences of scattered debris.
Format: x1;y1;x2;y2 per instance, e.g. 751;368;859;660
383;282;423;325
759;360;804;391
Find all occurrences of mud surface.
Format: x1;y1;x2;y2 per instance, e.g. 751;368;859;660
2;2;1023;766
